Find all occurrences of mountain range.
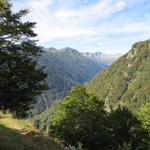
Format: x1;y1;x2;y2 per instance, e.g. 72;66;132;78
82;52;122;65
33;39;150;132
32;47;120;114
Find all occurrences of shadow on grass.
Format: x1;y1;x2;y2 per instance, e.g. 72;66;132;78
0;124;64;150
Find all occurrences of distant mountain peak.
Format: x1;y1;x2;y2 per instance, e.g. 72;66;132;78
46;47;58;52
59;47;80;54
49;47;56;50
82;51;122;64
95;52;103;55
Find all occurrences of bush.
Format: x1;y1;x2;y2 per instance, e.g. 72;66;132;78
49;85;112;150
48;86;150;150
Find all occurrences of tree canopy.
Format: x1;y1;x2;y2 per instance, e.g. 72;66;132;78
48;85;149;150
136;102;150;133
49;85;111;149
0;0;48;118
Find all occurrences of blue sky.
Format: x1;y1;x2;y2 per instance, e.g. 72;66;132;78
13;0;150;54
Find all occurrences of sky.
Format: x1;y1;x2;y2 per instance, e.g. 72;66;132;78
13;0;150;54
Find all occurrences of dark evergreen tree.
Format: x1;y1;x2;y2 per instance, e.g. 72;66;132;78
0;0;48;118
109;107;150;150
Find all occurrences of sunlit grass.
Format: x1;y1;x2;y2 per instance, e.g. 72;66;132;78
0;111;65;150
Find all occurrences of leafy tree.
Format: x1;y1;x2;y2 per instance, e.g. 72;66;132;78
0;0;48;118
109;107;149;150
49;85;113;150
117;142;132;150
48;88;150;150
136;102;150;133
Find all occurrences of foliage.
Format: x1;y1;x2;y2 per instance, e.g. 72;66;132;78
33;102;59;132
0;0;48;118
69;143;85;150
86;40;150;112
109;107;149;150
49;85;112;150
46;85;149;150
117;142;132;150
136;102;150;133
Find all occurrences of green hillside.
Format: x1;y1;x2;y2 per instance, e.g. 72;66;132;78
0;112;64;150
33;86;150;150
33;103;57;132
86;40;150;112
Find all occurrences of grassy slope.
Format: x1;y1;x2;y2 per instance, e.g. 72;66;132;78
0;112;64;150
86;40;150;112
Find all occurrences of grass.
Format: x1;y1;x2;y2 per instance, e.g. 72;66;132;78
0;111;64;150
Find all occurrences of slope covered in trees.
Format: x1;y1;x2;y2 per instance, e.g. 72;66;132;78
86;40;150;112
136;102;150;133
34;86;150;150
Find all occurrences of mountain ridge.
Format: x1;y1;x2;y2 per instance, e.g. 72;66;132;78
45;47;122;65
82;52;122;65
86;39;150;112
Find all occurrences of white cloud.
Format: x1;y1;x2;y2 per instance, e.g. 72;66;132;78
115;22;150;33
14;0;150;53
21;0;128;43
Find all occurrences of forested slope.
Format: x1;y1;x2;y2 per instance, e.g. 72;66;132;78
86;40;150;111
